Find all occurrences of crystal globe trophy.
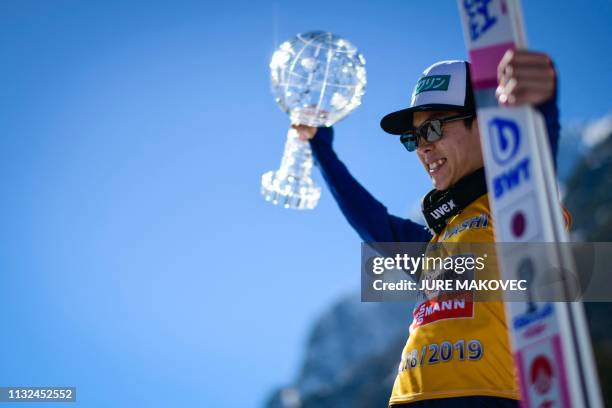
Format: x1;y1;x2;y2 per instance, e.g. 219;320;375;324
261;31;367;209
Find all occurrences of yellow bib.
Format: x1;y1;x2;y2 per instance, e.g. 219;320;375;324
389;193;519;405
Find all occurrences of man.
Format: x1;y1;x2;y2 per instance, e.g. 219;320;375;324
294;50;560;407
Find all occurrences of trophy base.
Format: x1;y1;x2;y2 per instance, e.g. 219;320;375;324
261;170;320;210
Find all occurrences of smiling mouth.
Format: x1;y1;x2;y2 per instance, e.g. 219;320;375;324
428;158;447;174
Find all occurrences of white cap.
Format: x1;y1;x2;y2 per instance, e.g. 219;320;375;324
380;60;475;135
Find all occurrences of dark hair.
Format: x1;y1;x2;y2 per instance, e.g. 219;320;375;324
464;113;477;128
464;62;477;128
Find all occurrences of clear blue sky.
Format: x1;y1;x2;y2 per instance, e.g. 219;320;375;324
1;1;610;407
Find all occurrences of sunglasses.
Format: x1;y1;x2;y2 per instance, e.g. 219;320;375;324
399;113;474;152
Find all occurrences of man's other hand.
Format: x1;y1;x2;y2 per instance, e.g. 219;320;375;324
496;50;556;106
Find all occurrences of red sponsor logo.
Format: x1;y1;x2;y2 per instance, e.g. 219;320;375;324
530;355;555;401
411;291;474;329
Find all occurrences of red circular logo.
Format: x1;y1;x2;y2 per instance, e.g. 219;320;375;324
530;355;554;395
511;211;526;237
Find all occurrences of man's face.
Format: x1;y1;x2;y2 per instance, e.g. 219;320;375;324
414;110;483;190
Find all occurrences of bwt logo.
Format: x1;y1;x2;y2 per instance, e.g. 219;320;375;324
488;117;530;198
463;0;498;41
488;117;520;165
493;158;530;198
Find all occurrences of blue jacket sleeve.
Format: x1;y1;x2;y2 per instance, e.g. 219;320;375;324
536;90;560;170
309;127;433;243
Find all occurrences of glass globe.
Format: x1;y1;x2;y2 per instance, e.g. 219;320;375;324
269;31;367;127
262;31;366;210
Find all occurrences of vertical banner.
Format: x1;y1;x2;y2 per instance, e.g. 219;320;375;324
456;0;603;407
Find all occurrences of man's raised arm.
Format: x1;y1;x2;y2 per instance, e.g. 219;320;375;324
293;125;433;243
